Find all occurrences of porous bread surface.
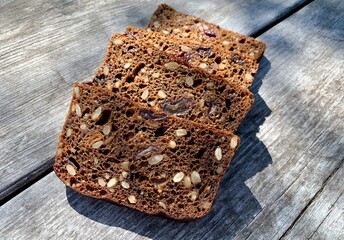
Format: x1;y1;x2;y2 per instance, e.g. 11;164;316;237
147;4;266;61
125;26;259;88
54;83;240;221
94;34;254;132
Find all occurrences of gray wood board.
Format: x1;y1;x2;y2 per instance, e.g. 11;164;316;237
0;0;309;200
282;163;344;240
1;0;343;239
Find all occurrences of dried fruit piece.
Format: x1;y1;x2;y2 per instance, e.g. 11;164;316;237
139;109;167;121
162;98;193;116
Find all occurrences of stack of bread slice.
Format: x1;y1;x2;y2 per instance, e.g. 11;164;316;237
54;4;265;221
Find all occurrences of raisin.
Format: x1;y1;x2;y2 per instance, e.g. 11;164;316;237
139;109;167;121
196;47;212;56
204;29;217;38
230;54;246;65
162;98;193;116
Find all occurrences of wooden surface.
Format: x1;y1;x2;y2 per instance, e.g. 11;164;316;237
0;0;308;201
1;0;344;239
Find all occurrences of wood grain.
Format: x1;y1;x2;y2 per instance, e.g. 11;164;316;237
282;162;344;240
0;0;307;201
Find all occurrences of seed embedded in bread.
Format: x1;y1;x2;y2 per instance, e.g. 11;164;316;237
66;164;76;176
191;171;201;185
121;181;130;189
107;177;118;187
92;141;103;149
173;172;185;183
148;154;164;165
98;178;106;187
176;129;187;136
128;195;137;204
215;147;222;161
92;107;102;121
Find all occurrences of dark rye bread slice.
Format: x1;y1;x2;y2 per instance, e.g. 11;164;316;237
125;26;258;88
54;83;240;221
93;34;254;132
147;4;266;61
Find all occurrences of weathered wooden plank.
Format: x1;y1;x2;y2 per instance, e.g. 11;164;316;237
282;163;344;240
0;0;309;200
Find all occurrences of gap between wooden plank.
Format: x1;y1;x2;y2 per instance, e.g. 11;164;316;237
249;0;315;37
279;158;344;239
0;0;315;206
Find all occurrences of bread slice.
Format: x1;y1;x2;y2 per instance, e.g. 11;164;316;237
147;4;266;61
93;34;254;132
54;83;240;221
125;26;258;88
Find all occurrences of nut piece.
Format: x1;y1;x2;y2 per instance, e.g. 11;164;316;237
181;45;192;52
173;172;185;183
91;107;102;121
147;48;153;54
148;154;164;165
245;73;254;82
215;147;222;161
128;195;137;204
153;21;160;28
168;140;176;149
80;124;87;130
164;62;179;70
124;62;131;69
74;87;81;99
173;28;180;33
107;177;118;187
92;141;103;149
199;63;207;69
191;171;201;185
113;39;124;45
141;89;149;100
176;129;187;137
202;201;212;209
152;72;160;78
183;176;192;188
103;66;109;76
122;171;129;178
216;166;224;174
98;178;106;187
121;161;129;171
75;103;82;117
230;136;239;149
222;40;230;46
185;76;194;87
162;30;169;35
157;90;167;99
103;124;112;135
66;128;72;137
158;201;167;209
121;181;130;189
66;164;76;176
218;63;226;70
190;191;198;201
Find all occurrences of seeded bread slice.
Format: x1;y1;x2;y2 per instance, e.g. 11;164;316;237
93;34;254;133
125;27;258;88
54;83;240;221
147;4;266;61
